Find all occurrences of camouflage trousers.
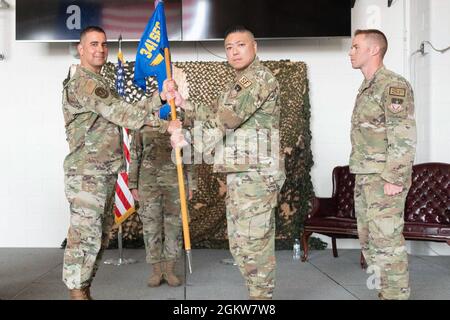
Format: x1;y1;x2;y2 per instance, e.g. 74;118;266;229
226;170;285;299
138;184;182;264
63;174;116;290
355;174;410;300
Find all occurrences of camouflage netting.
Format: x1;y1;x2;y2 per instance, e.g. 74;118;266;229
101;60;326;251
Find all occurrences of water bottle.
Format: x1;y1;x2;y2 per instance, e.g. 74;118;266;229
293;238;301;260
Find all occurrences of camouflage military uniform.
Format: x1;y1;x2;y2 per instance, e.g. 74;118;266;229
184;57;285;299
62;65;162;290
350;66;416;300
129;124;183;265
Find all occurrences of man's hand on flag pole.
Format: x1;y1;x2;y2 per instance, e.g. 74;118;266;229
167;119;182;134
135;0;193;273
170;129;189;149
168;118;188;148
166;90;186;109
161;79;178;101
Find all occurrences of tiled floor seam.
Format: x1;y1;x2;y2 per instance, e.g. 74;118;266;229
307;260;360;300
11;263;63;300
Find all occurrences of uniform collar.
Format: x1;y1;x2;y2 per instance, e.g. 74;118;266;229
358;65;386;94
235;56;260;79
78;65;105;81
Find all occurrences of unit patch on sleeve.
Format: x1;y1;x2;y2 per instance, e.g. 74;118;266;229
94;87;109;99
388;98;404;113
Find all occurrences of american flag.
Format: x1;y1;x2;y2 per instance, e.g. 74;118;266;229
113;45;136;225
116;52;125;96
100;1;182;41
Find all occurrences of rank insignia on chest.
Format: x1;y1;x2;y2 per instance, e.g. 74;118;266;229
389;87;406;97
94;87;109;99
238;76;253;88
230;84;242;97
388;98;404;113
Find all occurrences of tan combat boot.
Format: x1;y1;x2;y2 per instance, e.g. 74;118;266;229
148;262;164;287
69;288;90;300
85;286;94;300
163;260;182;287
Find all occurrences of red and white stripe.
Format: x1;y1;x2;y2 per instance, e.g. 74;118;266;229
101;2;181;41
113;128;135;224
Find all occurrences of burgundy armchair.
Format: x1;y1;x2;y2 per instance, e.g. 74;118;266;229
302;163;450;265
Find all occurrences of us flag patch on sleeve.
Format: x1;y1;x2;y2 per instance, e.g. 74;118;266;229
389;87;406;97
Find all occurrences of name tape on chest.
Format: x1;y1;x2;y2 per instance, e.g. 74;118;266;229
83;79;97;95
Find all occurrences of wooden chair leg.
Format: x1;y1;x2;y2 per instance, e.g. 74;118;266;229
301;231;312;262
332;237;338;257
360;251;367;269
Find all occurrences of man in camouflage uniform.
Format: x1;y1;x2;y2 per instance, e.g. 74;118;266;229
128;122;184;287
169;26;285;300
61;26;172;300
349;29;416;300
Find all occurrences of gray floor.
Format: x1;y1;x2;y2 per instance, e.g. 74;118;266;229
1;248;449;300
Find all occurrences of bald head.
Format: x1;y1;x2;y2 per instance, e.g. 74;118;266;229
354;29;388;58
224;25;255;42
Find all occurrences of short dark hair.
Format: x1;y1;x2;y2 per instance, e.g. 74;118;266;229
355;29;388;58
224;25;255;40
79;26;106;42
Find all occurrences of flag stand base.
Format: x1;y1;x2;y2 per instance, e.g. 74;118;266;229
104;257;137;266
104;224;138;266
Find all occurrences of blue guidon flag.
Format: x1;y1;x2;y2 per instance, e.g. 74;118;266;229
134;0;170;92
